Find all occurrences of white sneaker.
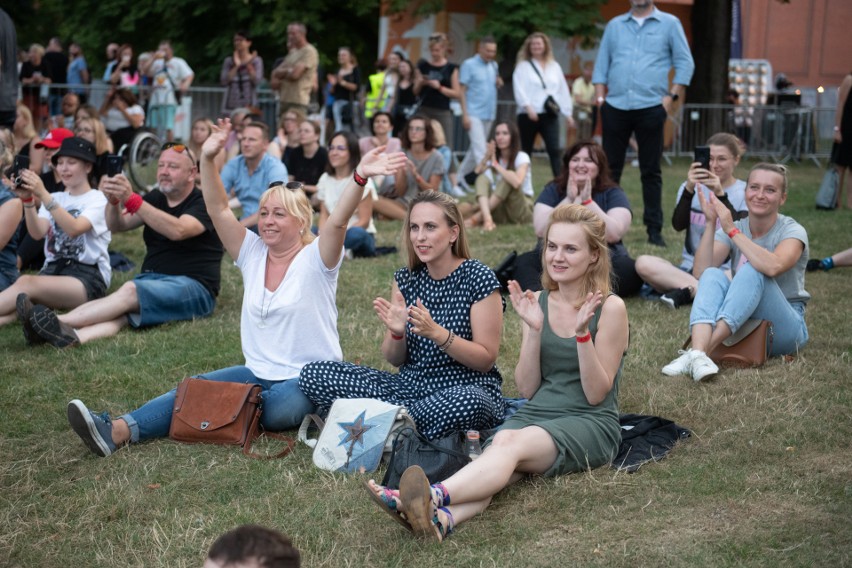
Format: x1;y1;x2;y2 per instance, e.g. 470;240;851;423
449;184;468;197
690;351;719;382
662;349;695;376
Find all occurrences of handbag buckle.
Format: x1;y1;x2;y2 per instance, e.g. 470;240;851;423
200;421;210;430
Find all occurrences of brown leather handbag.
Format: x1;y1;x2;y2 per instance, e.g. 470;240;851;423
683;319;774;369
169;378;295;459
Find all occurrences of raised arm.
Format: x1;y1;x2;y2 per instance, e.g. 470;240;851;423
318;146;406;268
576;293;628;405
200;119;247;260
18;169;92;238
508;282;544;399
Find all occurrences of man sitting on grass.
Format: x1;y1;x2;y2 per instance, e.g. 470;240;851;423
18;143;223;347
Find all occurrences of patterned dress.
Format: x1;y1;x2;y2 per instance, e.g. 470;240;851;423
299;259;505;439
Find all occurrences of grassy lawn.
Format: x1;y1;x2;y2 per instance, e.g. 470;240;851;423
1;158;850;567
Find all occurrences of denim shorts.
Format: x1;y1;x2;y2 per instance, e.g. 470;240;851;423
128;273;216;328
40;259;107;300
0;266;19;292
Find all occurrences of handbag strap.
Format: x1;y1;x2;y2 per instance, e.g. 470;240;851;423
528;60;548;91
242;406;296;459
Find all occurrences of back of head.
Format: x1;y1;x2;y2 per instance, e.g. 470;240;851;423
206;524;300;568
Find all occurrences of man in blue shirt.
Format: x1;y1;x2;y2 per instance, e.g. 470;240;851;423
458;37;502;191
593;0;694;247
221;121;288;230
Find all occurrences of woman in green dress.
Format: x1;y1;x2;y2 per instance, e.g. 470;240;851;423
366;203;629;541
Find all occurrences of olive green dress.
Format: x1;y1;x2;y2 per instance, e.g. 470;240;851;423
499;291;622;476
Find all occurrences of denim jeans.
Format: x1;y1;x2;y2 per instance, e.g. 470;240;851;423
690;265;808;356
457;116;492;183
121;366;315;443
517;112;561;177
600;103;667;234
344;227;375;257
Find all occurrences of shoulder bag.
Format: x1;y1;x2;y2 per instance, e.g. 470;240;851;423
529;61;560;116
682;319;774;368
169;377;295;459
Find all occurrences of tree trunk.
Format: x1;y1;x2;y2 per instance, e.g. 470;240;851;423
688;0;733;143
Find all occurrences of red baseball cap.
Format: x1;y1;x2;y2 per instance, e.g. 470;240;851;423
35;128;75;150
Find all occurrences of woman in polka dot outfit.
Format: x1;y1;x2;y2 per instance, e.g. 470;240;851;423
299;191;505;440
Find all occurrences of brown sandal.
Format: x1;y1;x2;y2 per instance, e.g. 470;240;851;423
399;466;441;541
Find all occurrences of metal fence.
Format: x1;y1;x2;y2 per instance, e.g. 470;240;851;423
36;83;835;165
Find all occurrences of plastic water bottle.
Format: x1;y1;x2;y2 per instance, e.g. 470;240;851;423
465;430;482;460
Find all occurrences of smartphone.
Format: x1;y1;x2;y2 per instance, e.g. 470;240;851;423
694;146;711;170
12;154;30;187
106;155;123;177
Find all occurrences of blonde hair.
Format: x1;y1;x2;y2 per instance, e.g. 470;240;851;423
517;32;554;64
15;103;37;140
258;185;316;246
748;162;788;194
76;117;111;155
0;129;14;171
402;191;470;271
541;204;611;304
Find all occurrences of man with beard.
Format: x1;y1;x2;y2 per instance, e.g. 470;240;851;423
593;0;694;247
21;144;224;348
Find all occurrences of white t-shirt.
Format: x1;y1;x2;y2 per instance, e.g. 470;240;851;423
38;189;111;286
149;56;193;106
316;173;378;234
103;104;145;131
483;151;534;196
236;233;343;380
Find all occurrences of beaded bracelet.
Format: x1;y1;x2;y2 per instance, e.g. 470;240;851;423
45;198;59;212
438;330;455;352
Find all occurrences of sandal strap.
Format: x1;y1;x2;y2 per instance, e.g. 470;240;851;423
435;506;454;538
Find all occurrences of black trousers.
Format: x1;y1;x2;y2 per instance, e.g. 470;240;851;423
517;112;562;178
600;102;667;235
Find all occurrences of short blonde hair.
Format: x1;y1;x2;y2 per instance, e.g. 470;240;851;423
402;191;470;271
258;184;316;246
541;204;612;304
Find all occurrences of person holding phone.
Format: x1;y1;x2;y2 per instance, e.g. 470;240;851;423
0;132;22;291
0;137;110;329
18;142;224;348
635;133;749;309
662;163;809;382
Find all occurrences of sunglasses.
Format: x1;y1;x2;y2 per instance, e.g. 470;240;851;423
428;34;444;42
328;144;348;152
161;142;195;165
268;180;304;191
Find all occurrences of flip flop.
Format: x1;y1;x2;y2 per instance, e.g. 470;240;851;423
362;480;412;533
399;466;441;542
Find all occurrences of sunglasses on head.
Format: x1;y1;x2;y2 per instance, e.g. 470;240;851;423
268;180;304;191
161;142;195;165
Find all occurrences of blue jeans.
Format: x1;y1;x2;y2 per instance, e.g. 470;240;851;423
690;265;808;356
344;227;375;257
121;366;315;443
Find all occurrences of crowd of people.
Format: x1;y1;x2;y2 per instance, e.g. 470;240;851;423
0;1;844;557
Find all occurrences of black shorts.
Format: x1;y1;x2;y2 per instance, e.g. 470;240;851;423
40;259;107;301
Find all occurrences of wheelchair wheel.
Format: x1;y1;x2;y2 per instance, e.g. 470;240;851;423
123;130;162;194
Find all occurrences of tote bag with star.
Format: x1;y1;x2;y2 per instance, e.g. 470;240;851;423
297;398;416;473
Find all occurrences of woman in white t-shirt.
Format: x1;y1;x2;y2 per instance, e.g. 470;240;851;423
2;137;110;331
318;131;378;258
63;118;406;458
463;121;533;230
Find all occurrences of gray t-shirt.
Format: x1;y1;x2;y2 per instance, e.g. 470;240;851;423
715;214;810;305
401;150;445;201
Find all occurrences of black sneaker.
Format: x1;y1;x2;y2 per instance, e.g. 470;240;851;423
648;232;667;247
16;293;45;346
30;305;80;348
660;287;692;309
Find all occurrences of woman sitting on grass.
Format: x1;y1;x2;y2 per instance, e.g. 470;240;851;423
635;133;748;309
365;204;628;540
662;163;809;382
1;138;110;328
461;121;533;230
373;115;444;221
64;118;405;458
299;191;505;440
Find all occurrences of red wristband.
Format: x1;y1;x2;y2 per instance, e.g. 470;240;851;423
581;199;593;206
727;228;741;239
353;169;368;187
124;193;143;215
109;198;120;205
390;332;404;341
576;331;592;343
21;197;34;203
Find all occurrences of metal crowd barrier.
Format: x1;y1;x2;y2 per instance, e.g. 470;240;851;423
36;83;835;165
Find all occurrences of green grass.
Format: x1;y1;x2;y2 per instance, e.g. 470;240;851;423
1;158;850;567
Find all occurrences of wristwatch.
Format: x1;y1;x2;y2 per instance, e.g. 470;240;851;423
668;92;680;102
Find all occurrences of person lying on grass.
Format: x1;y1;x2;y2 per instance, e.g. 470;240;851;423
65;118;405;457
365;203;629;541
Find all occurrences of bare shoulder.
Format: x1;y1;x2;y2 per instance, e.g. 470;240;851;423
600;294;628;324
